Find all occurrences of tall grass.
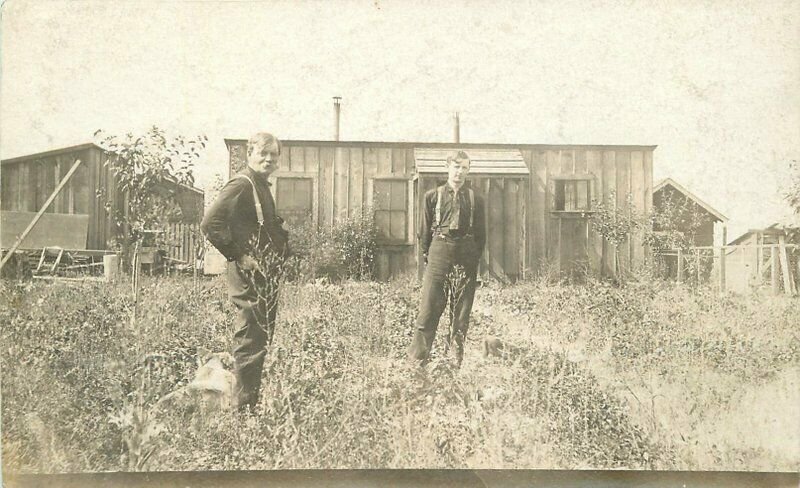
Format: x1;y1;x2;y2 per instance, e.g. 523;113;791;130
485;275;799;471
1;272;797;472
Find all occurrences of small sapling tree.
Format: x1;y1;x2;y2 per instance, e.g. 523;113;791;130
94;126;207;266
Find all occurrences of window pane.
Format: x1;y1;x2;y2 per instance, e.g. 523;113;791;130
58;158;71;213
33;162;43;211
390;181;406;210
564;181;577;211
576;180;588;209
375;210;391;239
45;161;56;213
390;210;406;241
374;180;407;241
276;177;312;228
32;160;58;213
2;164;19;211
374;181;391;210
555;181;565;211
72;162;89;214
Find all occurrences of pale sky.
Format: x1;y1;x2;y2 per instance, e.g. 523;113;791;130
2;0;798;240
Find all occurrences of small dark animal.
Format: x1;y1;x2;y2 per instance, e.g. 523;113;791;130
482;335;523;360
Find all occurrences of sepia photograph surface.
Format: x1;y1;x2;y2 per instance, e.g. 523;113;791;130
1;0;798;484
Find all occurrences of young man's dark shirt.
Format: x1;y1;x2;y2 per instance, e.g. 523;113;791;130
419;184;486;258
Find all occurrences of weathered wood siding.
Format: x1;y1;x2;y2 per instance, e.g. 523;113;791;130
228;140;417;281
653;185;716;247
522;146;654;278
1;146;103;250
227;140;655;280
165;223;202;264
2;144;204;257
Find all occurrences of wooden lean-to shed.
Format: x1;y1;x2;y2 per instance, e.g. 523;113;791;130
225;139;656;281
652;178;728;281
724;223;799;294
1;143;205;263
653;178;728;247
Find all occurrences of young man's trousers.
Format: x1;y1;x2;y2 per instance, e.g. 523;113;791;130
409;234;480;366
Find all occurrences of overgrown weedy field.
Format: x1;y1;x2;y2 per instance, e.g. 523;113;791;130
1;274;798;472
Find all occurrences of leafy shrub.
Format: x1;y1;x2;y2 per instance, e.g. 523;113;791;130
282;208;378;282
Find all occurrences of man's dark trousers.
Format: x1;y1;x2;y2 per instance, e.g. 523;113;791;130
227;262;279;410
409;234;479;366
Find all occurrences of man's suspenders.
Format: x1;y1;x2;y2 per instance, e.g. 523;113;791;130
433;185;474;232
434;186;446;228
232;174;264;225
469;188;474;229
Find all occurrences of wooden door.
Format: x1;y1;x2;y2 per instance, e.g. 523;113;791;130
548;178;592;279
552;214;590;279
479;177;526;282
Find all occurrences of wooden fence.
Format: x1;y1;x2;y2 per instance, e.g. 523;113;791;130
654;242;799;295
163;223;202;266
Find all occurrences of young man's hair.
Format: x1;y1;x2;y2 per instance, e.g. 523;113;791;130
446;150;471;166
247;132;282;156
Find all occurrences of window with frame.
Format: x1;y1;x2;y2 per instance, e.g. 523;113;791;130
71;162;90;214
275;177;313;228
1;163;20;211
554;178;592;212
374;179;408;242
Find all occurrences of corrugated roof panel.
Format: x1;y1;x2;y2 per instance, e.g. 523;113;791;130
414;148;529;175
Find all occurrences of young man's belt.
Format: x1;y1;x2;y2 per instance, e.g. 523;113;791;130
434;229;474;240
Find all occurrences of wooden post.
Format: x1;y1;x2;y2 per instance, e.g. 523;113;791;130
695;248;700;283
0;159;82;272
104;254;120;282
719;227;727;292
797;251;800;295
771;245;780;294
677;249;683;283
778;235;795;296
756;235;762;277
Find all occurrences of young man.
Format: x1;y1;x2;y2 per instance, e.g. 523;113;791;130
201;132;289;411
408;150;485;367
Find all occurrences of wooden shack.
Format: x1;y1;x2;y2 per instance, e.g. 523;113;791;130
653;178;728;281
724;224;799;294
1;143;204;263
225;139;656;281
653;178;728;246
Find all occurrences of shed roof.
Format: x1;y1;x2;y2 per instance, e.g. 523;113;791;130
654;178;728;223
729;220;800;245
1;142;204;196
1;143;99;165
414;148;529;175
226;138;658;152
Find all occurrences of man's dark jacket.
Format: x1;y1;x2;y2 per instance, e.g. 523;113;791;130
201;166;287;262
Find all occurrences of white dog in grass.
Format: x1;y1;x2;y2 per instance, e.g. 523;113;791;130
154;348;237;413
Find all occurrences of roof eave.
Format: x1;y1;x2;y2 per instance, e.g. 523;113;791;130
1;143;102;165
225;138;658;151
654;178;728;223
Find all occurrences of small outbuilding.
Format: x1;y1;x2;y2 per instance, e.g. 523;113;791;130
1;143;204;263
724;223;799;294
652;178;729;281
653;178;728;247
